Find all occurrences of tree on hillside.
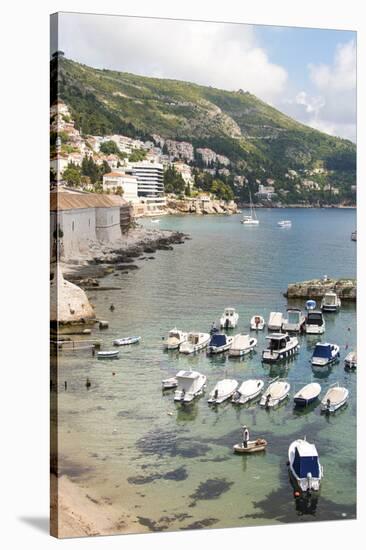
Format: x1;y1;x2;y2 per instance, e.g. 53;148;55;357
100;140;123;157
210;179;234;201
129;148;147;162
164;167;186;195
63;162;81;187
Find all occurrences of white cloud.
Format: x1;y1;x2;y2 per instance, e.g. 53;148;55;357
282;40;356;141
58;13;288;103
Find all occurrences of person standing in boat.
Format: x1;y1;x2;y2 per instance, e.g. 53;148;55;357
242;425;250;448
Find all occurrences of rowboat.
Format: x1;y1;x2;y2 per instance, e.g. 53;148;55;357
321;385;349;413
294;383;321;407
113;336;141;346
97;350;119;359
233;439;267;453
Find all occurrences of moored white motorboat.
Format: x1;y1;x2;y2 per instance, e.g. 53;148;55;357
164;328;187;350
311;343;340;366
97;350;119;359
208;379;238;404
268;311;283;331
351;230;357;241
278;220;292;228
179;332;210;354
174;370;207;403
250;315;265;330
229;334;257;357
262;333;299;363
220;307;239;329
321;292;341;312
305;310;325;334
161;376;178;390
344;351;357;369
232;379;264;404
260;379;290;407
207;333;233;354
282;308;306;333
288;438;323;492
294;383;322;407
321;385;349;413
113;336;141;346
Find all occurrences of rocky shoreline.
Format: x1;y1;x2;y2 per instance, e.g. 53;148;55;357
62;226;189;287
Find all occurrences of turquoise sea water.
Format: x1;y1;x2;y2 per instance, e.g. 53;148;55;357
53;208;357;532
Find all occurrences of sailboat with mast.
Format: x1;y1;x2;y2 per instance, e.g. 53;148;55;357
241;191;259;225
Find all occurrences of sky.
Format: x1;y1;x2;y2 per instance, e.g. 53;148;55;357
53;13;357;142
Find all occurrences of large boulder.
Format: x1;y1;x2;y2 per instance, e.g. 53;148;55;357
50;264;96;324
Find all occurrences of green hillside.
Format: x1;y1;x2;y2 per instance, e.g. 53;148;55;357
51;56;356;204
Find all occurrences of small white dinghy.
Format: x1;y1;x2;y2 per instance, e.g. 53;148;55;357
208;379;238;404
161;376;178;390
321;385;349;413
260;379;290;408
179;332;210;354
113;336;141;346
174;370;207;403
97;350;119;359
250;315;265;331
278;220;292;228
344;351;357;369
164;328;187;350
232;379;264;404
207;333;233;354
288;438;323;492
268;312;283;331
229;334;257;357
294;383;322;407
220;308;239;329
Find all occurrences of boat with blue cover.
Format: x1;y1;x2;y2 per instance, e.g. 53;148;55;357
288;438;323;492
207;333;233;354
311;342;340;367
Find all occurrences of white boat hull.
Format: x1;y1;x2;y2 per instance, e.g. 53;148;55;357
321;387;349;413
229;343;256;357
232;380;264;404
260;381;290;407
208;380;238;404
174;376;207;403
262;343;299;363
305;324;325;334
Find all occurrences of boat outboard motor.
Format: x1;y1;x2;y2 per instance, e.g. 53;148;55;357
265;393;271;408
225;318;229;328
181;388;186;401
307;472;312;493
326;398;331;413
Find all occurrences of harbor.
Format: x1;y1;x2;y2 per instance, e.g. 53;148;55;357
51;207;356;536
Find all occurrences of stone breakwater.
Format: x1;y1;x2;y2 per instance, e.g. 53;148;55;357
285;278;356;301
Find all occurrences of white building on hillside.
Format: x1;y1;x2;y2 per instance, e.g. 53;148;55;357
103;171;139;203
130;161;166;212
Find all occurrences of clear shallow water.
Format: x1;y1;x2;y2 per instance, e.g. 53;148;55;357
53;208;356;532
